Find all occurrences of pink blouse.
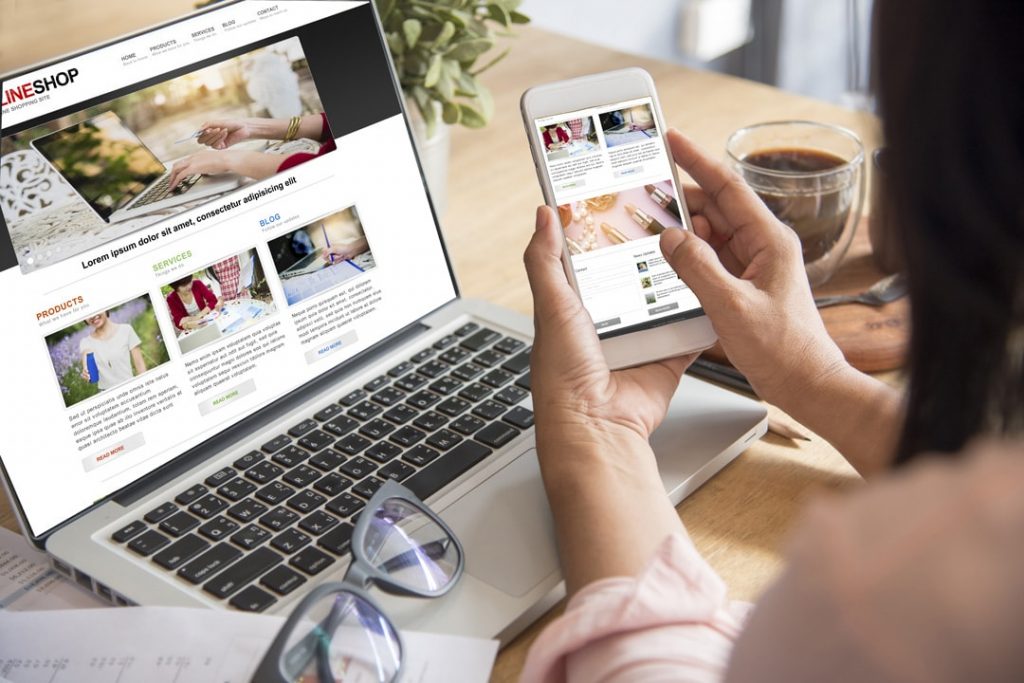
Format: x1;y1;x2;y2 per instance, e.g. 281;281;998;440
521;440;1024;683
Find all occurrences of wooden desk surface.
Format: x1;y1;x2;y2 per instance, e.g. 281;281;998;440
1;12;882;683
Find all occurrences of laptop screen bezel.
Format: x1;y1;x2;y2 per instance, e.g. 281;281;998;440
0;0;462;546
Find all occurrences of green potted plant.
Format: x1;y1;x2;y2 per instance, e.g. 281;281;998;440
374;0;529;208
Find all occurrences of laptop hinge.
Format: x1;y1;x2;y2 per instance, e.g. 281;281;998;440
112;320;431;507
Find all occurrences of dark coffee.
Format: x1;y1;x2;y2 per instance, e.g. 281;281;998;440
742;148;853;263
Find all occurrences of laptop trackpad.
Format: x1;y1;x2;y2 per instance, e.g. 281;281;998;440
439;448;559;597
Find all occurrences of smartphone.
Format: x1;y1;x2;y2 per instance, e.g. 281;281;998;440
521;68;716;369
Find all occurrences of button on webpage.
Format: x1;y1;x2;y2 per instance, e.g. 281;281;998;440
304;331;358;365
198;379;257;416
648;303;680;316
81;432;145;473
593;317;622;330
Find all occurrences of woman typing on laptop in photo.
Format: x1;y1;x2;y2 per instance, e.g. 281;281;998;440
165;112;336;190
520;1;1024;680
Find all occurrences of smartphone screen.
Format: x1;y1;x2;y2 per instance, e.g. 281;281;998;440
534;97;702;337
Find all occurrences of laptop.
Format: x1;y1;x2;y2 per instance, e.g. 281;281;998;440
0;0;766;644
30;110;242;224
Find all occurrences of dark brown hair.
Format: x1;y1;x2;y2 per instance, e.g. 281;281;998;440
169;275;194;291
874;0;1024;462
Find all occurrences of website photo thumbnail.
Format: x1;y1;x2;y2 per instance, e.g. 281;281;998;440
45;294;170;409
159;247;276;355
266;205;375;307
0;36;334;274
538;115;600;162
598;102;659;148
559;179;681;255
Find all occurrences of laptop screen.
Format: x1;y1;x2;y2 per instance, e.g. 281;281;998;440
32;111;167;221
0;1;458;538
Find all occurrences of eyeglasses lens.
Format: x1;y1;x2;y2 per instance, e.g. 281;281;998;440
361;497;460;594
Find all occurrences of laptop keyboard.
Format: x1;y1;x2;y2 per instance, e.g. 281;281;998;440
109;323;533;613
131;173;201;208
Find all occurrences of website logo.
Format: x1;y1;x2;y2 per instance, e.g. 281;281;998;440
2;68;80;108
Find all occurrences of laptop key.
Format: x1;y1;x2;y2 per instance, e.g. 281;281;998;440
231;524;272;550
178;543;243;584
159;511;201;537
255;481;295;505
153;534;209;570
348;401;383;421
407;390;442;410
336;433;372;455
481;368;515;388
324;416;359;437
425;429;463;451
246;461;284;484
340;456;376;479
288;419;318;438
309;448;346;471
388;361;415;377
365;442;402;464
204;547;282;599
283;464;321;488
451;363;484;382
364;375;390;392
450;415;486;436
325;492;365;518
289;546;335;576
439;347;471;365
205;467;236;488
299;510;339;536
412;410;448;432
318;523;354;555
410;348;435;363
391;426;426;447
404;441;493;500
403;444;441;467
112;520;146;543
198;516;239;541
429;377;463;396
272;445;309;468
371;386;406;407
472;349;504;368
379;461;416;482
297;430;333;452
494;337;527;355
473;400;508;421
271;528;311;555
218;477;257;502
261;434;291;454
261;565;307;596
228;499;268;523
417;360;449;379
454;322;479;337
475;422;521;449
352;476;386;499
189;494;228;519
501;350;532;375
437;396;470;417
515;371;532;391
503;406;535;430
233;451;263;470
433;334;458;349
313;404;343;422
174;483;209;506
313;472;353;496
494;385;529;406
144;501;178;524
383;404;418;425
359;418;395;440
394;373;428;392
458;384;492;403
288;490;327;515
128;530;171;556
340;389;367;406
260;507;299;532
229;585;277;613
460;328;501;351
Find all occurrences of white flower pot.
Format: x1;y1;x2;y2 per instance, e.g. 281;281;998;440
405;98;451;216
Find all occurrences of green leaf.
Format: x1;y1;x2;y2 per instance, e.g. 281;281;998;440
458;103;488;128
375;0;397;22
434;20;456;47
422;97;438;139
446;38;494;62
455;71;478;96
424;53;443;87
442;101;462;125
403;19;422;48
475;82;494;120
436;68;456;101
487;3;511;27
509;10;530;24
386;31;405;56
411;85;431;111
469;46;509;76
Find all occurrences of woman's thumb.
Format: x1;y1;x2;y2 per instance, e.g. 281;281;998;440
660;228;737;311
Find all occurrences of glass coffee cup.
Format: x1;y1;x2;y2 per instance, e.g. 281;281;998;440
726;121;865;286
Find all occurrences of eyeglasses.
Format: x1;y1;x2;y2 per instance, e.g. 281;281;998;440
253;480;464;683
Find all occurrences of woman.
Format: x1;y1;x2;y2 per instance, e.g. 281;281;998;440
166;274;218;332
78;311;146;390
521;1;1024;680
166;112;336;190
543;123;570;151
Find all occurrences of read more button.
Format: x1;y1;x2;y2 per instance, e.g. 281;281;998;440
198;378;257;416
81;432;145;473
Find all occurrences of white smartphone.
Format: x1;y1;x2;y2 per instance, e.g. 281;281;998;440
521;67;716;369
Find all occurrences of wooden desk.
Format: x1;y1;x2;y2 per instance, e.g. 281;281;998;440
1;12;882;683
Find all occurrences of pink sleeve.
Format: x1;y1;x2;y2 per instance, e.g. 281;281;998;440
520;533;752;683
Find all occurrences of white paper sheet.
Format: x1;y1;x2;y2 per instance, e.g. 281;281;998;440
0;527;104;611
0;606;498;683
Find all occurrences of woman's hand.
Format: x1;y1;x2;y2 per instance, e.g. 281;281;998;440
322;238;369;264
167;151;237;189
525;206;695;452
196;120;252;150
659;129;849;406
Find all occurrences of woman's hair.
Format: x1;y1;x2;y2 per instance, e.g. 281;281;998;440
170;275;194;291
874;0;1024;463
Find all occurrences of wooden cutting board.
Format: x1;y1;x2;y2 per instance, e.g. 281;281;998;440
704;216;909;373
